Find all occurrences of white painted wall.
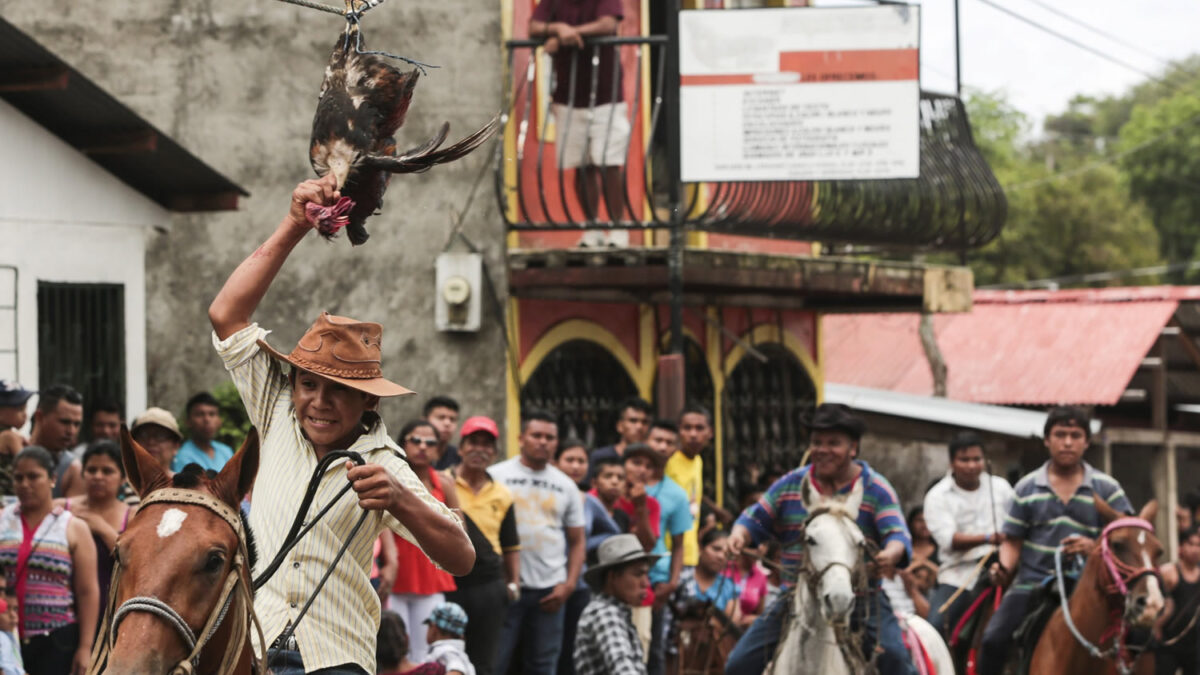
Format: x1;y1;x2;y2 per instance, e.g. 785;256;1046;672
0;96;170;424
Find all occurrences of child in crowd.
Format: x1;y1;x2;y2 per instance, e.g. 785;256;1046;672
424;602;475;675
0;578;21;675
377;611;445;675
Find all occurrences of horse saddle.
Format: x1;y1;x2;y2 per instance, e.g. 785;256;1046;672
1014;572;1079;673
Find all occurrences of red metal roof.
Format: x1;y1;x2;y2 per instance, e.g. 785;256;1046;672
823;287;1188;405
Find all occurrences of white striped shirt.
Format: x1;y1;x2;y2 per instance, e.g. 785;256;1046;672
214;324;459;672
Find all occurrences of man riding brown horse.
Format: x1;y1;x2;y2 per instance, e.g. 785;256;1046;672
207;174;474;675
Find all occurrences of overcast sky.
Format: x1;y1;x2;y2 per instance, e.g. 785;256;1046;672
817;0;1200;130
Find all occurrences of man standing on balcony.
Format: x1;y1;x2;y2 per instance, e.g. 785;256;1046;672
529;0;629;225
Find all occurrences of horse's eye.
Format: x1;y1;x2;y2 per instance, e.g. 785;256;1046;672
203;552;226;574
1110;540;1127;554
805;536;818;547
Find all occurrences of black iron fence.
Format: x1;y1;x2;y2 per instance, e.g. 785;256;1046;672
495;36;1007;250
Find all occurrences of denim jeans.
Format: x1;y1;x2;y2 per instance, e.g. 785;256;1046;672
977;589;1031;675
724;588;916;675
494;586;567;675
265;648;369;675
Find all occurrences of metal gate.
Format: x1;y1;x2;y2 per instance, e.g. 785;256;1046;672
521;339;639;451
37;281;126;418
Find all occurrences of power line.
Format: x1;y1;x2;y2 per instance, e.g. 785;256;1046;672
1019;0;1170;67
973;0;1163;84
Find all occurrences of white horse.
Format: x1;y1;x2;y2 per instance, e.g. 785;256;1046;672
770;474;954;675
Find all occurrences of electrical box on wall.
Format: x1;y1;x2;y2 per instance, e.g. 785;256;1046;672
435;252;482;332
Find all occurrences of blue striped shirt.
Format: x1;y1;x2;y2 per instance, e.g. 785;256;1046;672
1001;461;1132;589
735;461;912;581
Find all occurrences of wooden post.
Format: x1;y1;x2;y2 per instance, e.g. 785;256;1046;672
1101;435;1113;475
1151;337;1174;555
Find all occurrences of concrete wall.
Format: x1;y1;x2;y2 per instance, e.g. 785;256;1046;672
0;96;168;422
1;0;508;429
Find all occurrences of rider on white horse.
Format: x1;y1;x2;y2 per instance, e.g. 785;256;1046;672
724;403;917;675
978;406;1133;675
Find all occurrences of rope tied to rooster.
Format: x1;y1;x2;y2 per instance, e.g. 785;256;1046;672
274;0;439;74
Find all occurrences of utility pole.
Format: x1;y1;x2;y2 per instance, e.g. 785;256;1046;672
666;0;684;356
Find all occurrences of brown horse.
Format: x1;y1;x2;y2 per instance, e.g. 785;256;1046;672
1029;497;1164;675
672;598;741;675
90;427;261;675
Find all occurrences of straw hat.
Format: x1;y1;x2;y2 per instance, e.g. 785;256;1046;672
258;312;413;398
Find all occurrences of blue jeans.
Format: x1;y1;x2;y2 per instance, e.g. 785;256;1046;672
725;588;916;675
494;586;567;675
265;648;369;675
978;589;1031;675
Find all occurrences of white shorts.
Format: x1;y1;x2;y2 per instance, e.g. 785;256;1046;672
553;102;632;169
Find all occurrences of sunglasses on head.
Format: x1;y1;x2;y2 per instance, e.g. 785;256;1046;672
406;436;439;447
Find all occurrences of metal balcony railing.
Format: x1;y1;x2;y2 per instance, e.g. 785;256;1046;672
495;36;1007;250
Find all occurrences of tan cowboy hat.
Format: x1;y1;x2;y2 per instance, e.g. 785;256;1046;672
258;312;414;398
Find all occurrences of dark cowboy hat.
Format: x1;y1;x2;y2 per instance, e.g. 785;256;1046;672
805;403;866;441
258;312;413;398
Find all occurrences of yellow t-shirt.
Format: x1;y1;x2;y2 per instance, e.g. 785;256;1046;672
665;451;702;566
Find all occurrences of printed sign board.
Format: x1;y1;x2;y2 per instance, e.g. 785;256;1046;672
679;6;920;182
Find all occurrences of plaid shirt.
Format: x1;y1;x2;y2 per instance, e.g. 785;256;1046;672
574;593;646;675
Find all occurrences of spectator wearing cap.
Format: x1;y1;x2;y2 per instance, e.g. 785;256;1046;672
0;381;36;496
130;407;184;475
390;419;460;662
172;392;234;473
446;416;519;675
425;601;474;675
574;534;660;675
28;385;83;499
725;403;915;675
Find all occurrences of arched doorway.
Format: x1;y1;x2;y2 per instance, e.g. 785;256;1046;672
721;344;816;510
521;339;640;450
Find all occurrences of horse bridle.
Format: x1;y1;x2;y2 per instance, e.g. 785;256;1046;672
799;506;869;594
87;488;266;675
1054;517;1160;675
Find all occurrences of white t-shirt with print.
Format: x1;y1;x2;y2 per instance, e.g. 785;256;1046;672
488;457;585;589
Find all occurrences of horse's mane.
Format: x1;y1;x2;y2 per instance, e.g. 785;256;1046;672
171;464;259;573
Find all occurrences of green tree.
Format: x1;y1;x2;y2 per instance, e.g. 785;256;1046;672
212;381;252;450
1118;85;1200;266
962;89;1163;286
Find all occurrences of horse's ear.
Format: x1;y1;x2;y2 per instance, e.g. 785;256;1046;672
800;472;818;511
1094;492;1122;525
842;475;865;515
1139;498;1159;524
211;428;259;509
120;424;170;498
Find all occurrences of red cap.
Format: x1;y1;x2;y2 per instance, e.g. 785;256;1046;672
460;416;499;439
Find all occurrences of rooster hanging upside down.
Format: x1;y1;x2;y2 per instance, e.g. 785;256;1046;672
307;1;500;245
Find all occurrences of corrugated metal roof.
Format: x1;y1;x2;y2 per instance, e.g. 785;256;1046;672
824;383;1102;438
824;287;1184;405
0;18;247;211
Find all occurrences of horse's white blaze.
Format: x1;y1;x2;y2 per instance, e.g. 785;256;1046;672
157;508;188;538
1138;530;1146;545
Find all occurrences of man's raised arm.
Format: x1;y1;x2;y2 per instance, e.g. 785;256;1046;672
209;176;340;340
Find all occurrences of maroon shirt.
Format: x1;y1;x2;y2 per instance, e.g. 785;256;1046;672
532;0;625;106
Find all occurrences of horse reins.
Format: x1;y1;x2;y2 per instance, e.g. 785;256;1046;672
88;488;267;675
93;449;371;675
1054;517;1160;675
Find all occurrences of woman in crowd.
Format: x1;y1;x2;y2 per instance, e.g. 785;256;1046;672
907;505;940;593
390;420;459;661
723;543;768;628
59;441;132;615
0;446;98;675
377;610;446;675
673;529;742;622
555;439;589;490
